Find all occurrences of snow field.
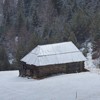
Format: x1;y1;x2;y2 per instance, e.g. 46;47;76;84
0;71;100;100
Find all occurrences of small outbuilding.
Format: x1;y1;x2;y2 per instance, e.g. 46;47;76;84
20;41;86;78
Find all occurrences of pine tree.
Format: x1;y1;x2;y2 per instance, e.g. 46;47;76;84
24;0;32;16
29;0;39;31
16;42;25;63
52;0;63;14
32;10;39;28
70;9;91;42
16;0;25;31
3;0;11;30
0;45;10;71
3;0;15;30
68;32;77;44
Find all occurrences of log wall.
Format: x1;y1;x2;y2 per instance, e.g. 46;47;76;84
38;64;66;77
19;61;85;78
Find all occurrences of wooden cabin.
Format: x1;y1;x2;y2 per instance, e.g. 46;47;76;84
20;42;86;79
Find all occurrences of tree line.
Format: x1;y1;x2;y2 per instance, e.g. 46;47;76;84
0;0;100;70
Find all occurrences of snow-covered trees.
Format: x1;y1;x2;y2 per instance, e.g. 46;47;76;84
0;0;100;69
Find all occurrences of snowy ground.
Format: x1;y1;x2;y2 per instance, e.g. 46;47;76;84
0;71;100;100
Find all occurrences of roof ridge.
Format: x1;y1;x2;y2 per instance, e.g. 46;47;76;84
37;41;72;47
38;51;80;57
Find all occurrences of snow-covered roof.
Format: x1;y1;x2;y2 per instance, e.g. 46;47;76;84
21;41;86;66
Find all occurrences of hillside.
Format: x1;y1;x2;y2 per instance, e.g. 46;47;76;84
0;0;3;25
0;71;100;100
0;0;100;70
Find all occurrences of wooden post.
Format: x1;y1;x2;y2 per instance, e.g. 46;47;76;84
75;91;77;100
